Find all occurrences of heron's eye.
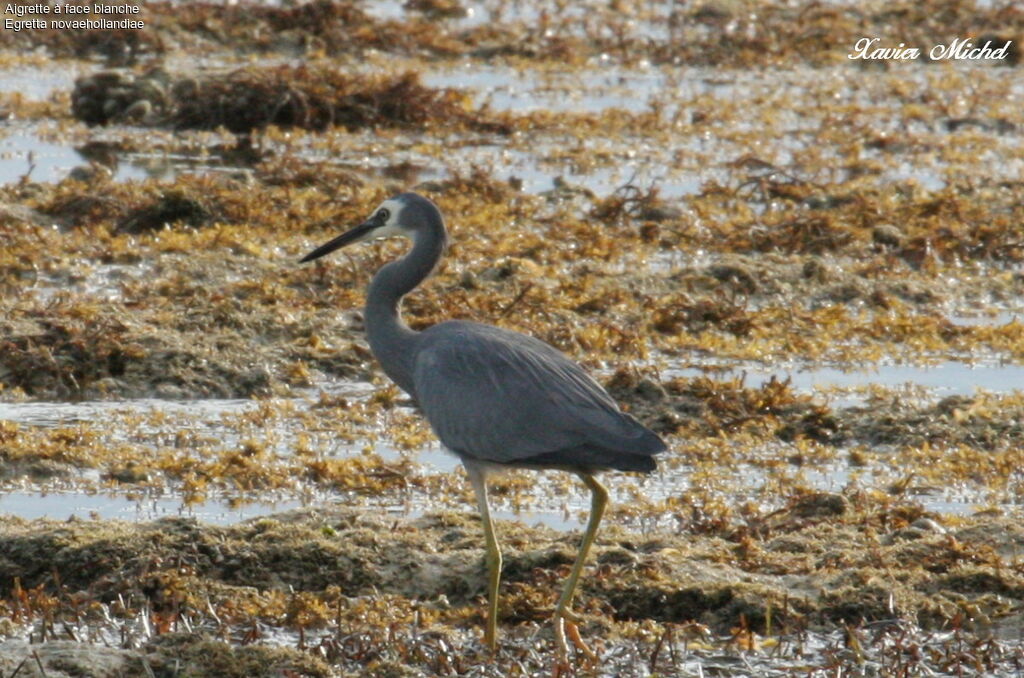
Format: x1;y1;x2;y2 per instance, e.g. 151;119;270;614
378;208;391;222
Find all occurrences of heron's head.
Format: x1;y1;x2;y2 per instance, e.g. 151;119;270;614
300;192;442;263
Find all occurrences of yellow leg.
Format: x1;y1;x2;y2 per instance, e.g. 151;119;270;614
553;473;608;665
467;464;502;651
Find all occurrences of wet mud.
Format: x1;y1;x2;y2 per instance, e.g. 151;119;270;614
3;505;1024;677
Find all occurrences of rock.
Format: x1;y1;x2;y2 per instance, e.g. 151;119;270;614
910;517;947;534
872;223;903;247
789;492;849;518
636;378;668;403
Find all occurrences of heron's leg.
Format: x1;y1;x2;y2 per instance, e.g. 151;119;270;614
467;464;502;651
553;473;607;664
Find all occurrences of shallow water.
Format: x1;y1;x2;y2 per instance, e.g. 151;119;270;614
424;64;668;114
667;360;1024;405
0;489;304;524
0;396;256;428
3;355;1020;529
1;127;107;184
0;63;81;100
5;59;1004;201
0;125;183;184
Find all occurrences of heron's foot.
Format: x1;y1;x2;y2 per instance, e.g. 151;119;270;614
565;618;598;661
553;609;598;668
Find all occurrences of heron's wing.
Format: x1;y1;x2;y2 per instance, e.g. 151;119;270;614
412;321;664;470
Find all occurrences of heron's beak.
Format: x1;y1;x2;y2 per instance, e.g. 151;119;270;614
300;214;382;263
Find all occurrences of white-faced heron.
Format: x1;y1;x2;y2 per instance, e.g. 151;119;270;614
301;192;666;665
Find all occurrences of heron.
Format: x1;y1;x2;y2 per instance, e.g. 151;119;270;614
300;192;666;664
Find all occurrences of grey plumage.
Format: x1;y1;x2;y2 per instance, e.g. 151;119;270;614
301;192;666;664
415;320;663;471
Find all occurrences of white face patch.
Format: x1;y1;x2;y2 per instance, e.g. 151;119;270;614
369;198;406;239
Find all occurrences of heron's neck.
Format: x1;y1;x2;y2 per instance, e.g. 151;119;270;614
364;222;446;397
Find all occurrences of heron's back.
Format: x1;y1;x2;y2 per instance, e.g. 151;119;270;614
411;321;666;473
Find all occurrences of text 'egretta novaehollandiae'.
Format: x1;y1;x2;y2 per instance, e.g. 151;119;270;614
301;192;666;665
